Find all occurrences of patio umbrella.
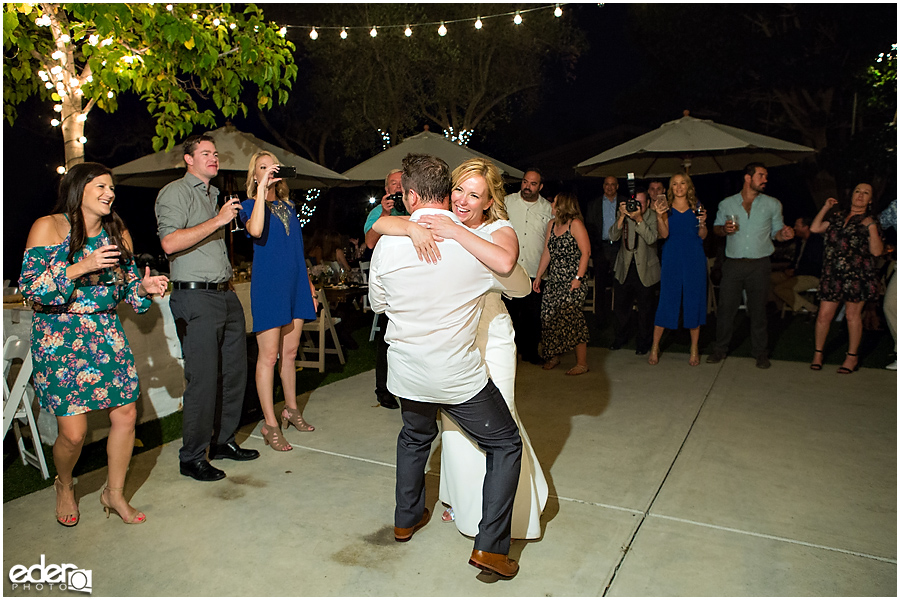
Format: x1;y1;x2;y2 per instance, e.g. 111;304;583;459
575;111;815;178
342;129;524;183
112;123;348;189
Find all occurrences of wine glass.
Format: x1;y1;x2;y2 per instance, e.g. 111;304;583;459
693;202;705;228
224;193;244;233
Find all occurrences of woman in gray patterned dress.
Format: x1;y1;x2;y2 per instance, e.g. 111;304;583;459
533;192;592;375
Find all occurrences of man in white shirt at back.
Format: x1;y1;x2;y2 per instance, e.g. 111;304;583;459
504;168;553;363
368;153;532;580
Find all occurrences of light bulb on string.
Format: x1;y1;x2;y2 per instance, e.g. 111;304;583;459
340;28;347;39
38;70;48;81
438;22;447;36
405;25;412;37
554;4;563;17
309;27;317;40
53;104;62;112
107;91;114;99
213;18;220;27
57;166;66;174
45;82;53;89
475;17;483;30
50;65;62;75
370;26;377;38
76;113;87;122
78;136;87;144
59;34;70;44
514;12;522;25
50;118;60;127
51;50;64;60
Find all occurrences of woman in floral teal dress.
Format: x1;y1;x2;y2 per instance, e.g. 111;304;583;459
20;163;168;527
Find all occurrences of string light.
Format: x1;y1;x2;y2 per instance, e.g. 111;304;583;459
59;34;70;43
78;136;87;143
89;34;99;45
38;70;48;81
229;22;236;30
56;166;66;174
309;27;317;40
213;18;220;26
107;91;114;98
288;4;570;40
76;114;87;122
166;4;173;11
279;26;287;37
53;104;62;112
51;50;64;60
50;118;60;126
45;82;53;89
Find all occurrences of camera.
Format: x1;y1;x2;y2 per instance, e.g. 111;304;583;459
273;165;296;179
387;191;406;215
625;197;641;213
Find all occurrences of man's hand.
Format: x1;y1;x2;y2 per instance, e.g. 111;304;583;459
218;197;240;227
778;225;795;242
381;192;396;215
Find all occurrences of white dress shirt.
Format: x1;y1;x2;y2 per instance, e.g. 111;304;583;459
368;208;532;405
504;192;553;278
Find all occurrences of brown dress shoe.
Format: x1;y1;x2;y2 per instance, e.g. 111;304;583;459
394;508;431;542
469;549;519;579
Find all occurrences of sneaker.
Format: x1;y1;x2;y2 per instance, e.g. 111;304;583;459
886;361;897;371
756;354;771;369
706;349;727;364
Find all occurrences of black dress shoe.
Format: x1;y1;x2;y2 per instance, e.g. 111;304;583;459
208;442;260;461
609;343;623;351
377;394;399;410
180;459;226;482
635;348;649;356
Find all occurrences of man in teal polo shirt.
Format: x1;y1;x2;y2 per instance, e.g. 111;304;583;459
707;163;794;369
362;169;404;409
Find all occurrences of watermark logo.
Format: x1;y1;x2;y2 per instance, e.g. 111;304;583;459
8;555;92;593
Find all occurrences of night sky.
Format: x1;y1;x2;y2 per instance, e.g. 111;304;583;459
2;3;890;283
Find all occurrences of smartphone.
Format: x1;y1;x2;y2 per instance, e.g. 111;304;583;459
273;165;297;179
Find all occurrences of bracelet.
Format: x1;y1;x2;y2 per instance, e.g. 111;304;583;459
867;223;877;228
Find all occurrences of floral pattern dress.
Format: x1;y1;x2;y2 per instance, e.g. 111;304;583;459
19;230;150;416
540;224;590;359
819;211;881;302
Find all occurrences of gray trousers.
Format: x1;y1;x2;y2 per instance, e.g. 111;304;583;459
396;380;521;555
714;257;771;358
170;289;247;463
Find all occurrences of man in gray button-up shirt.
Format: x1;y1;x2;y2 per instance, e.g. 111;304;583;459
155;134;259;482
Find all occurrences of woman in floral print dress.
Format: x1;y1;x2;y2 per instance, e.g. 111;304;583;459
20;163;168;527
809;183;884;373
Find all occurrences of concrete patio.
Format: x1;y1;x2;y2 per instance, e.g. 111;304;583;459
3;347;896;596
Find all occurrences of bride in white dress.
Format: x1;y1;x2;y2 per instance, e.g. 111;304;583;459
373;158;548;540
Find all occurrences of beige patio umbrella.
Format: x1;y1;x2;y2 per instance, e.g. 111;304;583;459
342;129;524;183
112;122;348;189
575;111;815;178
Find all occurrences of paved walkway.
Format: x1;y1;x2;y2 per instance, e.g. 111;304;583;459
3;348;896;596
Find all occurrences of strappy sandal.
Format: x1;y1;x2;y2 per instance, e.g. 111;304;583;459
100;486;146;524
648;345;660;366
837;352;860;374
810;349;824;371
282;407;315;432
542;356;560;370
261;423;292;451
54;476;79;527
442;507;455;522
689;347;700;367
566;364;589;376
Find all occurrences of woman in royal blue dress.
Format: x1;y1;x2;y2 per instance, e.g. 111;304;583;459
240;152;318;451
649;172;708;366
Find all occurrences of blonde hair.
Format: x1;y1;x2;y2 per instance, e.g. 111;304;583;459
450;158;509;224
384;168;402;190
246;151;291;203
553;191;583;225
666;172;699;209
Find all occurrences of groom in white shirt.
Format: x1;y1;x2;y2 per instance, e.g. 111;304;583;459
368;153;531;579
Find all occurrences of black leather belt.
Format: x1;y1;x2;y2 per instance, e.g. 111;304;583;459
33;303;117;315
172;281;231;291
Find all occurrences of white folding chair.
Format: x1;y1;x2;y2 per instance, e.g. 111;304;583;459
296;289;346;373
360;260;382;341
582;273;597;313
3;336;50;479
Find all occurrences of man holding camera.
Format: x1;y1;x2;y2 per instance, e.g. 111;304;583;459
586;176;626;313
609;187;661;355
362;169;404;409
155;133;259;482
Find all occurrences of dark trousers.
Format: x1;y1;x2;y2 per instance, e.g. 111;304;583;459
504;281;542;361
714;257;771;358
396;380;522;555
613;261;658;352
374;312;390;398
593;241;619;312
170;289;247;463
